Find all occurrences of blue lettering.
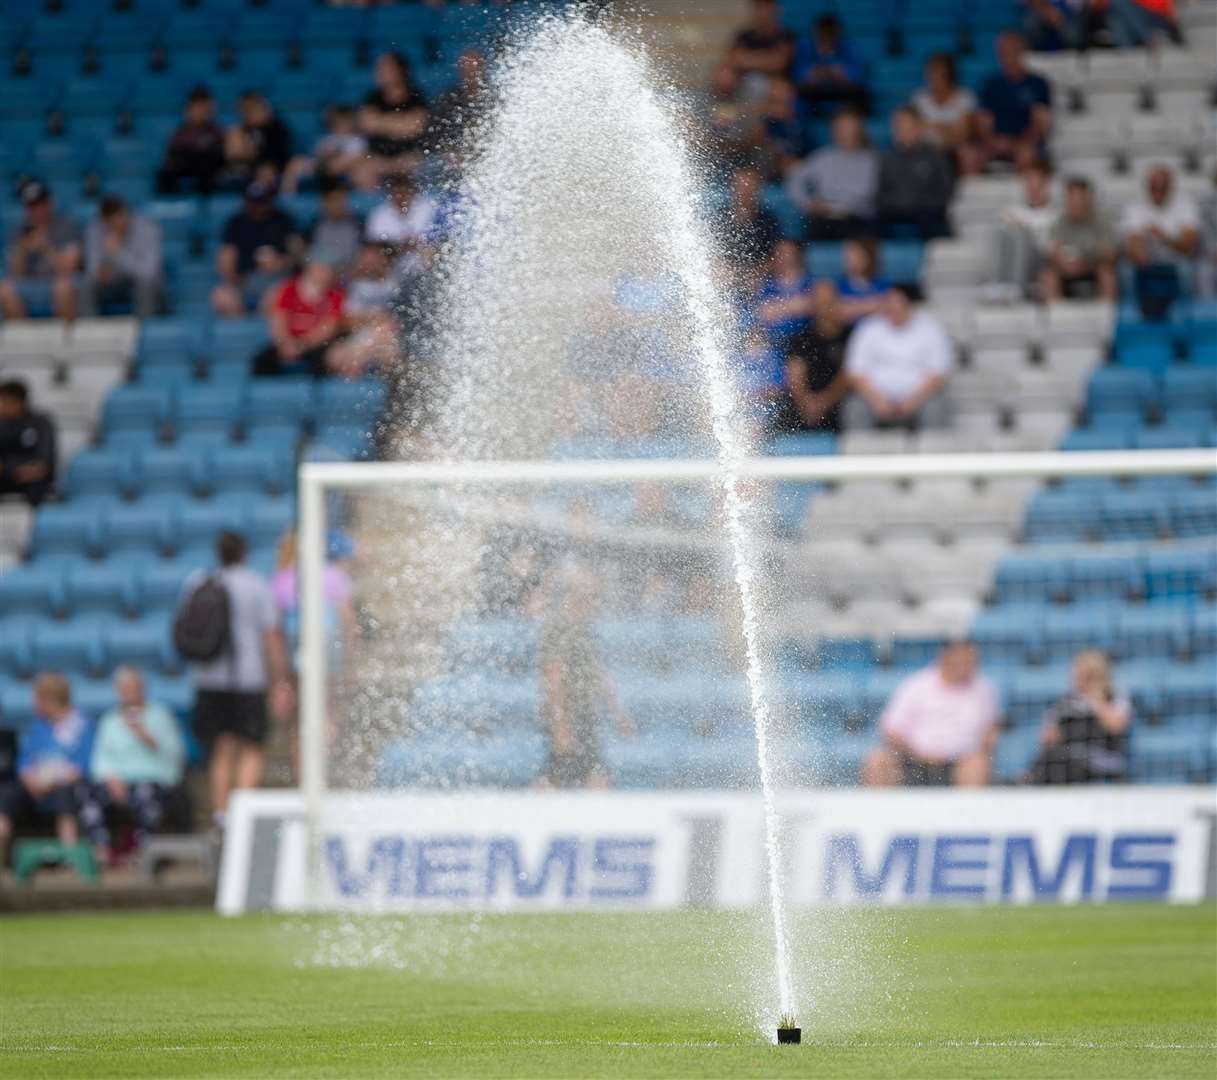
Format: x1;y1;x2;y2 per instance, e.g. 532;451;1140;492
325;835;407;898
824;835;920;898
930;836;989;898
1108;834;1174;899
589;838;654;899
415;836;475;899
1001;835;1096;900
485;837;580;899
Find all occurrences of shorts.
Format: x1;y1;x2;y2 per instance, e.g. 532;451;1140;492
0;779;78;823
543;742;604;788
900;755;952;787
193;689;269;749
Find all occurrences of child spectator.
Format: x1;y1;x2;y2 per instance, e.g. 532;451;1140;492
1041;177;1118;303
0;379;57;505
1122;164;1201;318
0;179;81;321
792;13;869;116
785;109;878;241
224;91;293;189
77;668;185;863
987;159;1058;303
876;108;954;241
81;194;163;318
282;105;368;195
728;0;795;81
783;280;850;432
755;238;815;348
834;236;890;323
0;674;92;864
252;261;345;377
211;180;302;317
966;31;1052;175
361;51;429;182
156;87;225;196
307;182;363;278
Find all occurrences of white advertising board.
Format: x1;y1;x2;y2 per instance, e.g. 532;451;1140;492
218;787;1217;914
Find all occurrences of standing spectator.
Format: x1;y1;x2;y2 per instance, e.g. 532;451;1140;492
1040;177;1118;303
0;380;56;505
0;674;92;864
180;531;293;831
783;280;850;432
834;236;890;324
76;668;185;862
987;159;1058;303
911;54;978;157
965;31;1052;175
224;91;293;189
785;109;878;241
282;105;368;195
755;238;815;348
361;51;429;182
1122;164;1200;318
1107;0;1183;47
81;195;162;318
721;166;783;277
251;261;345;378
844;284;952;430
728;0;795;81
792;13;869;116
307;181;363;277
876;107;954;241
862;641;999;787
156;87;225;196
365;173;438;271
1027;650;1131;784
0;179;81;321
211;180;301;317
270;531;356;676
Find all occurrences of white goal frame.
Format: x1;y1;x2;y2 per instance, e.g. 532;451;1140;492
297;447;1216;851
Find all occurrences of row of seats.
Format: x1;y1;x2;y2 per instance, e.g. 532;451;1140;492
0;613;181;680
67;443;293;498
995;540;1217;601
1024;481;1217;541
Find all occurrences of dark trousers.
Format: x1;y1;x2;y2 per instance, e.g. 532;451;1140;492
803;214;874;242
76;781;169;848
877;209;951;242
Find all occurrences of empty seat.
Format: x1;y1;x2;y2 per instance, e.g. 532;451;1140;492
315;378;388;425
0;565;65;617
29;616;107;676
1144;547;1217;599
245;378;316;426
106;614;177;674
137;558;198;613
971;605;1044;665
1116;605;1189;660
102;500;177;556
1086;368;1157;416
994;552;1067;603
1067;553;1142;603
31;504;103;557
1168;490;1217;537
132;446;204;496
64;563;139;617
63;448;134;499
1042;604;1116;662
207;445;294;496
102;385;172;436
174;385;243;436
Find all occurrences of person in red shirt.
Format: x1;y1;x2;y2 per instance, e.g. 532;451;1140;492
252;261;345;377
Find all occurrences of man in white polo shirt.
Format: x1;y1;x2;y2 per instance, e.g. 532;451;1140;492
862;640;999;787
1122;164;1201;313
843;284;952;430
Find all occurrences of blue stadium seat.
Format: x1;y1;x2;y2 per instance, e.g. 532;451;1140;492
102;385;173;437
247;499;295;548
411;673;540;731
994;552;1067;603
1086;368;1157;417
1168;489;1217;537
970;605;1044;665
0;677;37;727
63;447;134;500
175;495;249;550
1060;428;1131;452
64;563;140;618
1024;487;1098;542
206;444;294;496
618;674;752;736
137;558;198;614
1130;724;1213;783
992;726;1041;782
314;378;387;426
1041;604;1115;662
1100;489;1168;541
245;378;315;427
596;615;723;673
174;384;244;437
0;566;66;618
1161;663;1217;720
1004;666;1068;726
106;614;178;674
30;616;107;677
1144;547;1217;600
1162;368;1217;414
31;504;104;557
1114;338;1174;373
139;317;206;365
209;318;267;363
1133;424;1208;450
1185;325;1217;366
1067;553;1141;603
102;499;177;556
131;445;206;497
445;617;539;675
1115;605;1188;661
311;423;372;460
1192;604;1217;656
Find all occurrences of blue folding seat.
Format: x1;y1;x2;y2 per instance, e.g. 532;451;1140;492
889;636;945;670
1059;428;1131;452
1100;489;1168;541
159;11;233;52
1115;605;1188;661
1086;368;1157;417
27;14;97;54
312;424;373;461
63;447;135;500
131;445;206;497
620;674;753;736
994;552;1067;603
411;673;540;732
992;726;1042;782
1003;665;1068;727
245;379;315;428
314;378;387;426
103;385;172;437
1134;424;1207;450
1186;325;1217;366
1024;488;1099;543
101;499;176;557
29;616;107;676
63;562;139;618
779;670;863;730
1162;367;1217;414
209;318;268;363
1042;604;1115;662
206;444;293;497
970;605;1044;665
1160;663;1217;720
245;421;303;455
1067;553;1141;603
136;557;199;614
31;504;103;558
1144;547;1217;600
1168;489;1217;537
1130;725;1211;783
597;615;722;673
62;75;132;118
1087;409;1142;433
300;6;369;44
175;496;249;551
808;637;877;672
0;566;66;618
106;614;177;674
0;679;37;727
174;384;243;437
1114;338;1174;373
247;499;295;548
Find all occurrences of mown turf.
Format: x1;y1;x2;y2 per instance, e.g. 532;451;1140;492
1;905;1213;1078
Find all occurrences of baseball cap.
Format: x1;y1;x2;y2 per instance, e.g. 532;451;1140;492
18;178;50;206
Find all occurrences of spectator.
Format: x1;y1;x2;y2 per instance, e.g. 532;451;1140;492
81;194;163;318
1198;166;1217;299
987;159;1058;303
912;54;978;158
270;531;356;675
844;284;952;430
721;166;782;277
1107;0;1183;47
211;179;302;317
0;179;81;321
876;107;954;241
701;61;761;175
863;641;999;787
1040;177;1118;303
180;531;293;831
0;674;92;864
366;173;438;271
1024;0;1095;51
757;76;809;180
755;238;815;347
834;236;890;323
783;280;850;432
428;48;489;155
1121;164;1201;319
282;104;367;195
785;109;878;241
327;243;402;378
361;51;429;182
965;31;1052;175
76;668;185;862
156;86;225;196
224;91;293;189
1028;650;1131;784
307;181;363;277
0;379;56;505
728;0;795;81
792;13;868;116
251;260;345;378
739;318;789;430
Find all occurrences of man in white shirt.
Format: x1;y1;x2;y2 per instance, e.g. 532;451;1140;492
365;173;437;271
843;284;952;429
1122;164;1200;281
987;158;1057;302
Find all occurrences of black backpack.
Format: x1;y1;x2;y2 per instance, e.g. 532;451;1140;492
173;574;232;662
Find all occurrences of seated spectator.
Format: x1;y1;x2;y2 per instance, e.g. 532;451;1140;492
211;180;301;317
1199;166;1217;299
1122;164;1201;319
721;166;782;279
361;51;429;182
1024;0;1098;51
0;379;56;505
785;109;877;241
834;236;890;323
783;280;850;432
739;319;789;430
156;86;225;196
1027;650;1131;784
224;91;293;189
282;105;368;195
964;31;1052;176
757;76;809;180
307;181;363;278
987;158;1058;303
327;243;401;378
428;48;489;156
844;284;952;430
0;674;93;864
77;668;185;863
912;54;978;157
366;173;438;272
1040;177;1118;303
701;61;761;175
1107;0;1183;47
0;179;81;321
755;238;815;347
792;13;868;116
876;108;954;241
728;0;795;81
81;195;162;318
251;260;345;378
863;641;998;787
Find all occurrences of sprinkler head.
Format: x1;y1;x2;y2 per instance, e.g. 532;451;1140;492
776;1026;801;1044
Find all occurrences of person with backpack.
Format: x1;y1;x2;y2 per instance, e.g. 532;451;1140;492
174;531;293;831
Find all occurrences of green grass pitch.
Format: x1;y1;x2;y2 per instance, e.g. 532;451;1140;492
1;905;1214;1078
